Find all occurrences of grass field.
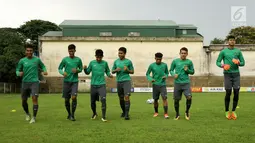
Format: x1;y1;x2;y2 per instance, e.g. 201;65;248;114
0;93;255;143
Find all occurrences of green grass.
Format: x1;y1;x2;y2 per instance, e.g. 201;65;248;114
0;93;255;143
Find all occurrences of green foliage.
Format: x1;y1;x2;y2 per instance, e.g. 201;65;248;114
18;20;61;50
227;26;255;44
210;38;225;44
0;28;25;82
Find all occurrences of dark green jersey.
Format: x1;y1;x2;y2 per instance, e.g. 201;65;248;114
169;58;194;84
84;60;111;85
58;56;83;82
216;47;245;73
16;56;47;82
146;62;169;85
112;58;134;82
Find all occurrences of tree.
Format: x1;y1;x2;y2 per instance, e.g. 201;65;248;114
227;26;255;44
210;38;225;44
18;20;61;52
0;28;25;82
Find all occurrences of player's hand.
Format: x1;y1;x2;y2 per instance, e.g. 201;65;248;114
115;67;121;72
162;76;166;79
174;74;178;79
151;79;155;82
63;72;68;77
42;72;48;76
19;72;24;77
123;66;128;71
222;64;230;70
184;65;188;71
83;65;87;69
232;59;240;65
72;68;77;73
109;74;113;78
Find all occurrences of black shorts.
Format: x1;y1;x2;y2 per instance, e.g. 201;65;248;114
21;82;39;99
152;84;167;100
62;82;78;98
91;85;106;102
173;83;192;100
224;73;240;90
117;81;132;97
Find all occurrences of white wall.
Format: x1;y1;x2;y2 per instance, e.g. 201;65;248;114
40;41;205;77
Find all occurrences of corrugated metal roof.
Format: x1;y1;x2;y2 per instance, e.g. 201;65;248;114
42;31;62;37
59;20;177;27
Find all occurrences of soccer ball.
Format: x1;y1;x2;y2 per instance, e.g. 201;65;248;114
146;98;154;104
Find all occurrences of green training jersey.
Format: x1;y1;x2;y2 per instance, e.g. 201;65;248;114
216;47;245;73
146;62;169;85
112;58;134;82
16;56;47;82
169;58;194;84
84;60;111;85
58;56;83;82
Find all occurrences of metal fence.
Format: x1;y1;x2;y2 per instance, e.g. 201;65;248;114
0;82;17;93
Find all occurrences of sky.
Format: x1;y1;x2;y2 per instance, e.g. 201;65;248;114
0;0;254;45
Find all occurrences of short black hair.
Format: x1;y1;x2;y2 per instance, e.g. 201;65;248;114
25;43;34;50
155;52;163;58
68;44;76;50
180;47;188;53
227;35;236;40
95;49;104;57
119;47;127;54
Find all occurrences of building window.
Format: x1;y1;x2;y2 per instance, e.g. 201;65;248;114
99;32;112;37
128;32;140;37
182;30;187;35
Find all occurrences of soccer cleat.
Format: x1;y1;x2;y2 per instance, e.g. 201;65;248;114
153;112;159;117
91;114;97;119
25;114;31;121
70;116;76;121
231;112;237;120
225;111;231;120
124;115;130;120
120;113;125;118
29;117;36;124
67;115;72;120
174;114;180;120
164;114;169;119
185;112;190;120
101;118;107;122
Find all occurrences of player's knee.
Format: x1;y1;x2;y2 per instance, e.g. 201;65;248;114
101;96;106;103
162;95;167;100
174;99;179;104
71;96;77;101
124;95;129;101
226;89;232;96
186;96;192;100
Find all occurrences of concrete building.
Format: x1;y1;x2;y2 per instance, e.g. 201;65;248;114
39;20;254;93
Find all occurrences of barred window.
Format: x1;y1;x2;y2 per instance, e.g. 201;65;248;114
99;32;112;37
128;32;140;37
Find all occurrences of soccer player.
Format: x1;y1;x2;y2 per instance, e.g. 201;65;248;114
84;49;113;122
146;52;169;119
216;35;245;120
16;44;48;124
169;47;194;120
58;44;83;121
112;47;134;120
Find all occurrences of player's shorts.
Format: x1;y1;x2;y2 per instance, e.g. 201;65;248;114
152;84;167;100
117;80;132;97
224;73;240;90
62;82;78;98
21;82;39;99
91;85;106;102
174;83;192;100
